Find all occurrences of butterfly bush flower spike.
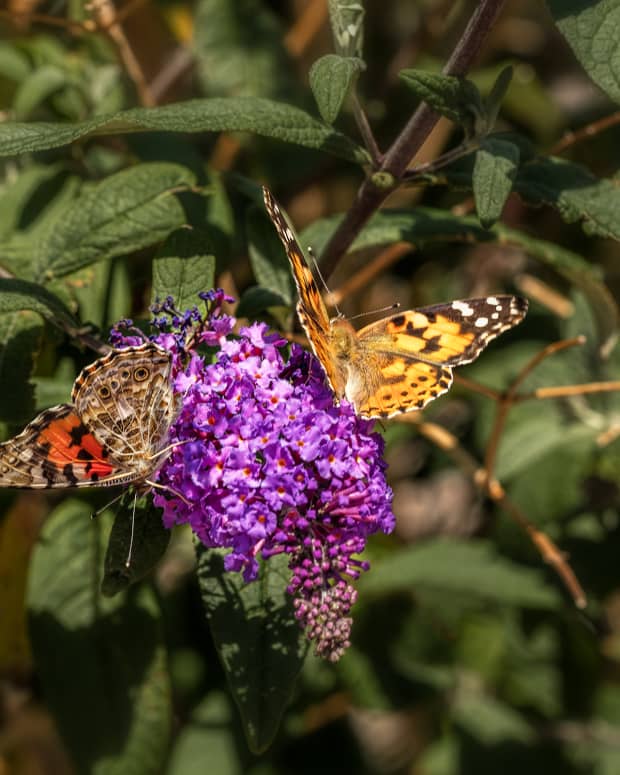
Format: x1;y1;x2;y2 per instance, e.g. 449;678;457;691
112;290;395;662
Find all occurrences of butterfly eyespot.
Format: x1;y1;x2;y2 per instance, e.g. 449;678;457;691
133;366;149;381
110;380;119;391
120;369;131;379
98;386;111;399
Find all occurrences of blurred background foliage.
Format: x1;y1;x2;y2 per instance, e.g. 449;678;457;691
2;0;620;773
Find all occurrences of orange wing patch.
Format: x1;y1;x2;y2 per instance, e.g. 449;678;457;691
0;406;117;488
355;358;453;419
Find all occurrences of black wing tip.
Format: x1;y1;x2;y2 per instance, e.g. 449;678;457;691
511;295;529;319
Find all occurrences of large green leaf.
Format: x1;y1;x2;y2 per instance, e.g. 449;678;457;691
513;156;620;240
0;98;369;164
1;163;194;282
360;539;561;609
152;227;216;311
27;499;172;775
196;546;307;753
547;0;620;105
0;162;66;241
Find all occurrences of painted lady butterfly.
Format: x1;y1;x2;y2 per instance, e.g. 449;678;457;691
263;186;528;419
0;343;179;490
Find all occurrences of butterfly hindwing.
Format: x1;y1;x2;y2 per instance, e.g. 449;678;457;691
352;356;454;419
72;343;178;470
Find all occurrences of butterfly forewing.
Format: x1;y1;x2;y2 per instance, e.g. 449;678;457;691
262;187;343;393
358;296;528;367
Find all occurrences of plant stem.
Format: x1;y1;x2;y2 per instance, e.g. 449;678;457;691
319;0;508;277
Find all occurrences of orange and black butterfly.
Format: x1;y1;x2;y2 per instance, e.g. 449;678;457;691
263;186;528;419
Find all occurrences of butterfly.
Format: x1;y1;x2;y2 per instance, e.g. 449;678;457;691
0;342;180;490
263;186;528;419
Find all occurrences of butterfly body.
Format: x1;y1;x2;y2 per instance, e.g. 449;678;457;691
263;186;528;419
0;343;179;489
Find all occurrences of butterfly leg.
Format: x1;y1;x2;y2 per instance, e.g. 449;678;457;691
144;479;191;506
91;490;125;519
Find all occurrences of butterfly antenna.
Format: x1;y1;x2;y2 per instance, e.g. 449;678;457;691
346;302;401;323
126;492;137;568
308;247;344;317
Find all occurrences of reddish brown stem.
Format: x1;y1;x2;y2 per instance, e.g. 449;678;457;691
320;0;508;277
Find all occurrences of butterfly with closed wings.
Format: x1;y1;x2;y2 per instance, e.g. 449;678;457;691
0;343;179;491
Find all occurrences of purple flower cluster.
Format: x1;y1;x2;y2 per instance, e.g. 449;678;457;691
112;291;394;661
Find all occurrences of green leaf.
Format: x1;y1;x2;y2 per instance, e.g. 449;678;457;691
235;285;290;319
444;149;620;241
0;311;42;424
399;69;484;136
328;0;365;58
194;0;296;100
360;539;561;609
204;170;235;265
309;54;365;124
452;688;534;744
196;546;307;753
547;0;620;105
0;278;77;326
0;169;80;270
101;498;171;596
13;64;67;119
473;137;520;228
472;64;563;143
246;205;294;306
152;227;216;311
0;163;67;241
0;41;32;82
6;162;194;282
27;499;172;775
167;693;241;775
513;156;620;240
484;65;513;128
494;403;596;482
0;98;369;165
